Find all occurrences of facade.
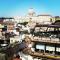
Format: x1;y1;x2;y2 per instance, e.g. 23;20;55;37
37;15;52;23
13;8;53;24
15;15;52;23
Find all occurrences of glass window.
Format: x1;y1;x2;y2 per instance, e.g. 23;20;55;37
56;47;60;52
36;44;45;50
46;46;55;51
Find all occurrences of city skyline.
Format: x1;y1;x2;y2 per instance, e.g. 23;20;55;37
0;0;60;17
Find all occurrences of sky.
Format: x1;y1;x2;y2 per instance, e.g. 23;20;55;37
0;0;60;17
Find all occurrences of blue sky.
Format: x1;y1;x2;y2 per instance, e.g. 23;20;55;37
0;0;60;17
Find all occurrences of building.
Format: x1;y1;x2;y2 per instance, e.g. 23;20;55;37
4;21;14;32
13;8;53;24
55;16;60;20
37;14;52;23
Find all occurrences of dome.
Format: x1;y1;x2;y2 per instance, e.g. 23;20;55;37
28;8;34;14
28;8;36;16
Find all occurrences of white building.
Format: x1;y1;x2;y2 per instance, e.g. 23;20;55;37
36;14;52;24
13;8;53;24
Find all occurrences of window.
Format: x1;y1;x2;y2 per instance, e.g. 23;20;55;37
46;46;55;51
36;44;45;50
56;47;60;52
